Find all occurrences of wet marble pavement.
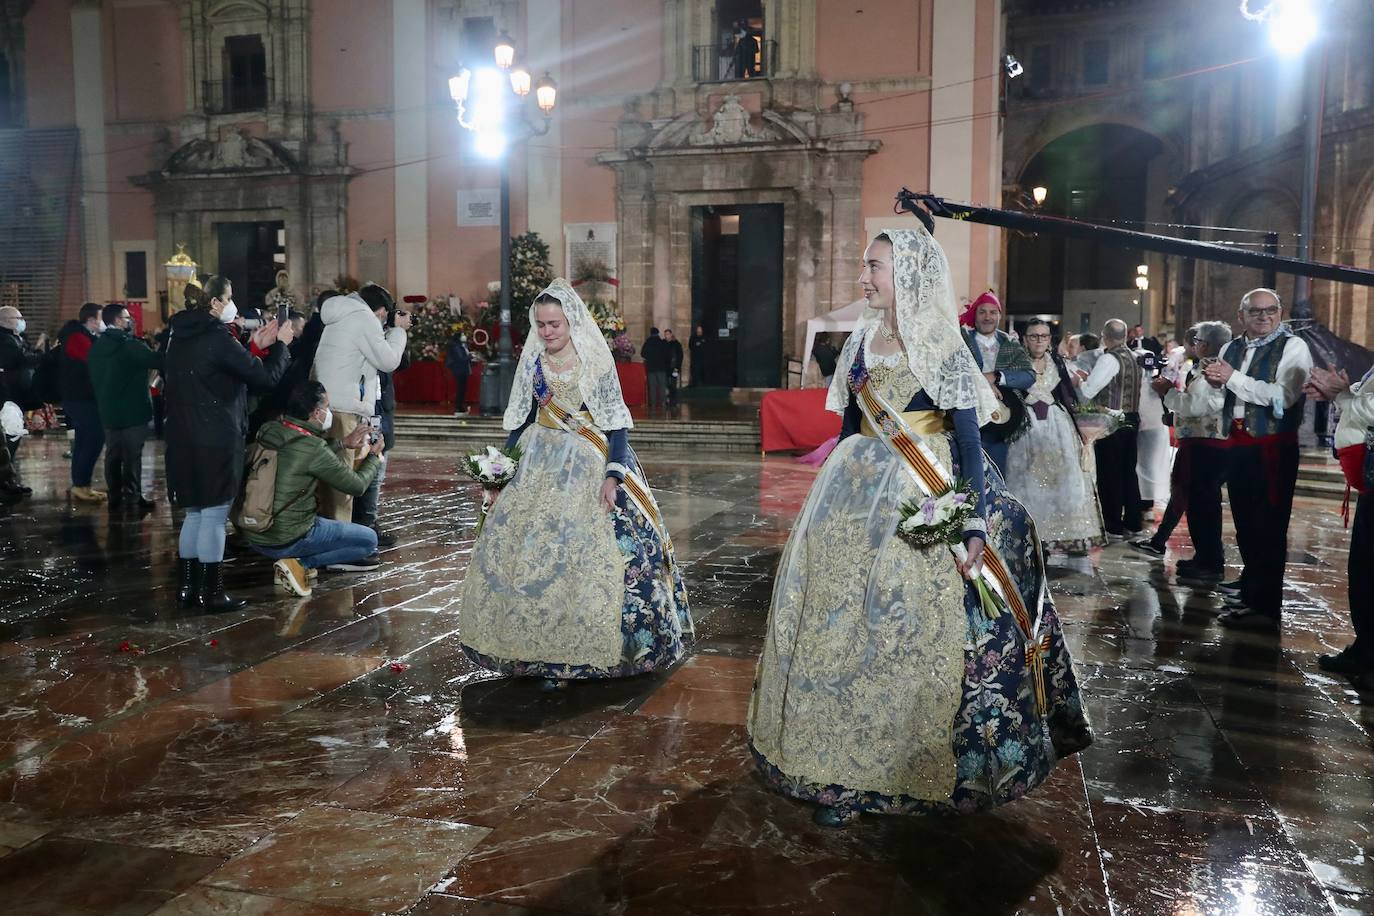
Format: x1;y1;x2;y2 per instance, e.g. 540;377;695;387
0;435;1371;915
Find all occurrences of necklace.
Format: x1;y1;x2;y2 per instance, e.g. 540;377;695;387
545;347;577;371
878;322;898;342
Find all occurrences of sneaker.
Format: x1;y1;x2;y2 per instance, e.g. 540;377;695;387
71;486;106;503
1217;608;1280;633
1217;579;1243;597
273;558;312;597
325;554;382;573
1129;539;1165;558
306;567;319;584
1222;593;1249;609
1105;531;1127;543
1318;646;1363;676
373;528;397;549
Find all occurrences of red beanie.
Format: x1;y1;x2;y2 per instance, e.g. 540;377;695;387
961;290;1000;328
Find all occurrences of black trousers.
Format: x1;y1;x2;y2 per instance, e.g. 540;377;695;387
451;370;469;412
1183;443;1229;570
1152;437;1194;545
1094;425;1141;534
1347;491;1374;667
103;424;148;502
1226;436;1299;618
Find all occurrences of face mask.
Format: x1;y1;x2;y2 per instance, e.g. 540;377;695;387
318;407;333;430
219;301;238;324
13;319;24;335
97;321;107;333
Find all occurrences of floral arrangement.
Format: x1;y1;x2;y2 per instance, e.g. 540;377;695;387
610;332;636;361
1072;402;1129;444
896;481;1002;617
461;445;522;535
407;297;475;363
896;485;978;550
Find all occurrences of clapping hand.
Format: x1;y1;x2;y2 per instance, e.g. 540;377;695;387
1203;359;1234;388
1304;366;1351;402
250;319;281;351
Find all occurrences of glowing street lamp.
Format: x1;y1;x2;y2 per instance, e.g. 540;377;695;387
1135;264;1149;291
448;34;559;413
1268;0;1318;56
1031;186;1048;207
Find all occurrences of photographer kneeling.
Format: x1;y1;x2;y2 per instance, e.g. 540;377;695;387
242;380;383;597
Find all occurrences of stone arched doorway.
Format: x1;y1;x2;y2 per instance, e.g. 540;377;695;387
1008;124;1166;334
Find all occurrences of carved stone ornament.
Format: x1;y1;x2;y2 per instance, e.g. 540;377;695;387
164;131;296;175
689;95;774;146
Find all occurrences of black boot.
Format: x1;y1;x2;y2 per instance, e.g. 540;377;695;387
177;557;201;607
198;561;247;613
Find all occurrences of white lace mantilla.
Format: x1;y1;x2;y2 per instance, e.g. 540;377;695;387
827;227;999;426
503;278;634;432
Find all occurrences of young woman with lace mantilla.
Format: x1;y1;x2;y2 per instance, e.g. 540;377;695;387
459;280;692;689
747;229;1092;827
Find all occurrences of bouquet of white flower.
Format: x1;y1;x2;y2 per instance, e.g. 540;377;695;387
896;481;1003;618
895;485;978;550
1072;403;1128;445
461;445;522;534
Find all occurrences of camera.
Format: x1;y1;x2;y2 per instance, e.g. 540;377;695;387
1136;350;1162;377
366;415;383;445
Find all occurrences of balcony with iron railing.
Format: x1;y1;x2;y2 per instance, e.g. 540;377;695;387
202;77;272;115
692;39;778;83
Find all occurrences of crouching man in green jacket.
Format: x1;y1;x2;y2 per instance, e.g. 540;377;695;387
245;380;383;596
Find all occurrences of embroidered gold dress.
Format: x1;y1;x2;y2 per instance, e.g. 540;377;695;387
748;335;1092;815
1007;356;1107;553
459;359;692;679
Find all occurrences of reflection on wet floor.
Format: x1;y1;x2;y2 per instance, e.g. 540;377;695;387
0;435;1370;914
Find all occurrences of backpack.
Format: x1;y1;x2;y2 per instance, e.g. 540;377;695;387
233;434;313;533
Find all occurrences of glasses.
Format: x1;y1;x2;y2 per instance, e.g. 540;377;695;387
1024;333;1051;340
1244;307;1280;318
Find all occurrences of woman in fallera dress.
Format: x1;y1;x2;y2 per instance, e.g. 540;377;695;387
747;228;1092;827
459;280;692;689
1007;319;1107;555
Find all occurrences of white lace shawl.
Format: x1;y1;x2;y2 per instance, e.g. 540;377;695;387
502;279;635;432
826;227;999;426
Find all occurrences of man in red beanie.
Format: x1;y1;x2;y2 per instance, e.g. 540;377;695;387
961;291;1033;477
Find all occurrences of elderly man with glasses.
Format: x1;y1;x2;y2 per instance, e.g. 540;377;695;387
1202;288;1313;632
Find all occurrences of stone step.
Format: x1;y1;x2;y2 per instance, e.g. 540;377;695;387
392;414;761;453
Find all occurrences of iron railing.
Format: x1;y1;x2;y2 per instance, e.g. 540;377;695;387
692;38;778;83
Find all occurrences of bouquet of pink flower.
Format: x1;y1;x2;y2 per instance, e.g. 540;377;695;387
461;445;522;534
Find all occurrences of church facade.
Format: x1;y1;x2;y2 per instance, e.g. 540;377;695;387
6;0;1004;386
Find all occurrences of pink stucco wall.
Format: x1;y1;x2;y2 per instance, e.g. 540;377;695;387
816;0;929;82
24;1;74;129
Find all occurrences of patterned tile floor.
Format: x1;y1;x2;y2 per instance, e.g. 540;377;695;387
0;435;1370;914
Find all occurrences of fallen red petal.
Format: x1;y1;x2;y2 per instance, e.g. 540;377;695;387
388;662;409;673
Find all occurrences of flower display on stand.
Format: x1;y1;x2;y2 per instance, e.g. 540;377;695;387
575;257;634;360
407;296;475;362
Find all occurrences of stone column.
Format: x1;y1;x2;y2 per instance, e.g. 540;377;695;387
525;0;563;274
929;0;978;299
72;0;113;300
393;0;430;295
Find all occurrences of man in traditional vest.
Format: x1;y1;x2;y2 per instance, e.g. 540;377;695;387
1077;319;1144;538
1203;288;1312;632
961;291;1034;477
1306;361;1374;689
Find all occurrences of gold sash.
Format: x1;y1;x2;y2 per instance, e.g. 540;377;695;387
861;409;947;439
851;377;1052;714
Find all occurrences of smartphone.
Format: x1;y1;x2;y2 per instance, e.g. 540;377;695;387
277;304;290;326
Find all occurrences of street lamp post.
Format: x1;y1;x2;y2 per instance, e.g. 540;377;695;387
1135;264;1149;329
449;38;557;413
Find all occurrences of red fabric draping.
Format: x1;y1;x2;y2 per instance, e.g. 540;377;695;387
393;359;483;404
760;388;841;453
616;361;646;407
393;358;646;408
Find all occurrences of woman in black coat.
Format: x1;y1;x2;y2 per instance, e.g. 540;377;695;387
165;276;293;611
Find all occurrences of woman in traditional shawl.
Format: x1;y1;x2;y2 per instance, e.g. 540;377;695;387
459;280;692;688
747;228;1092;826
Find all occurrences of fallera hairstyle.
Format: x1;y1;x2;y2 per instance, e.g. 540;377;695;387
78;302;101;323
285;380;327;421
100;303;127;326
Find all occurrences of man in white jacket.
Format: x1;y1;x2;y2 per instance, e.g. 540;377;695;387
312;285;410;522
1308;362;1374;691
